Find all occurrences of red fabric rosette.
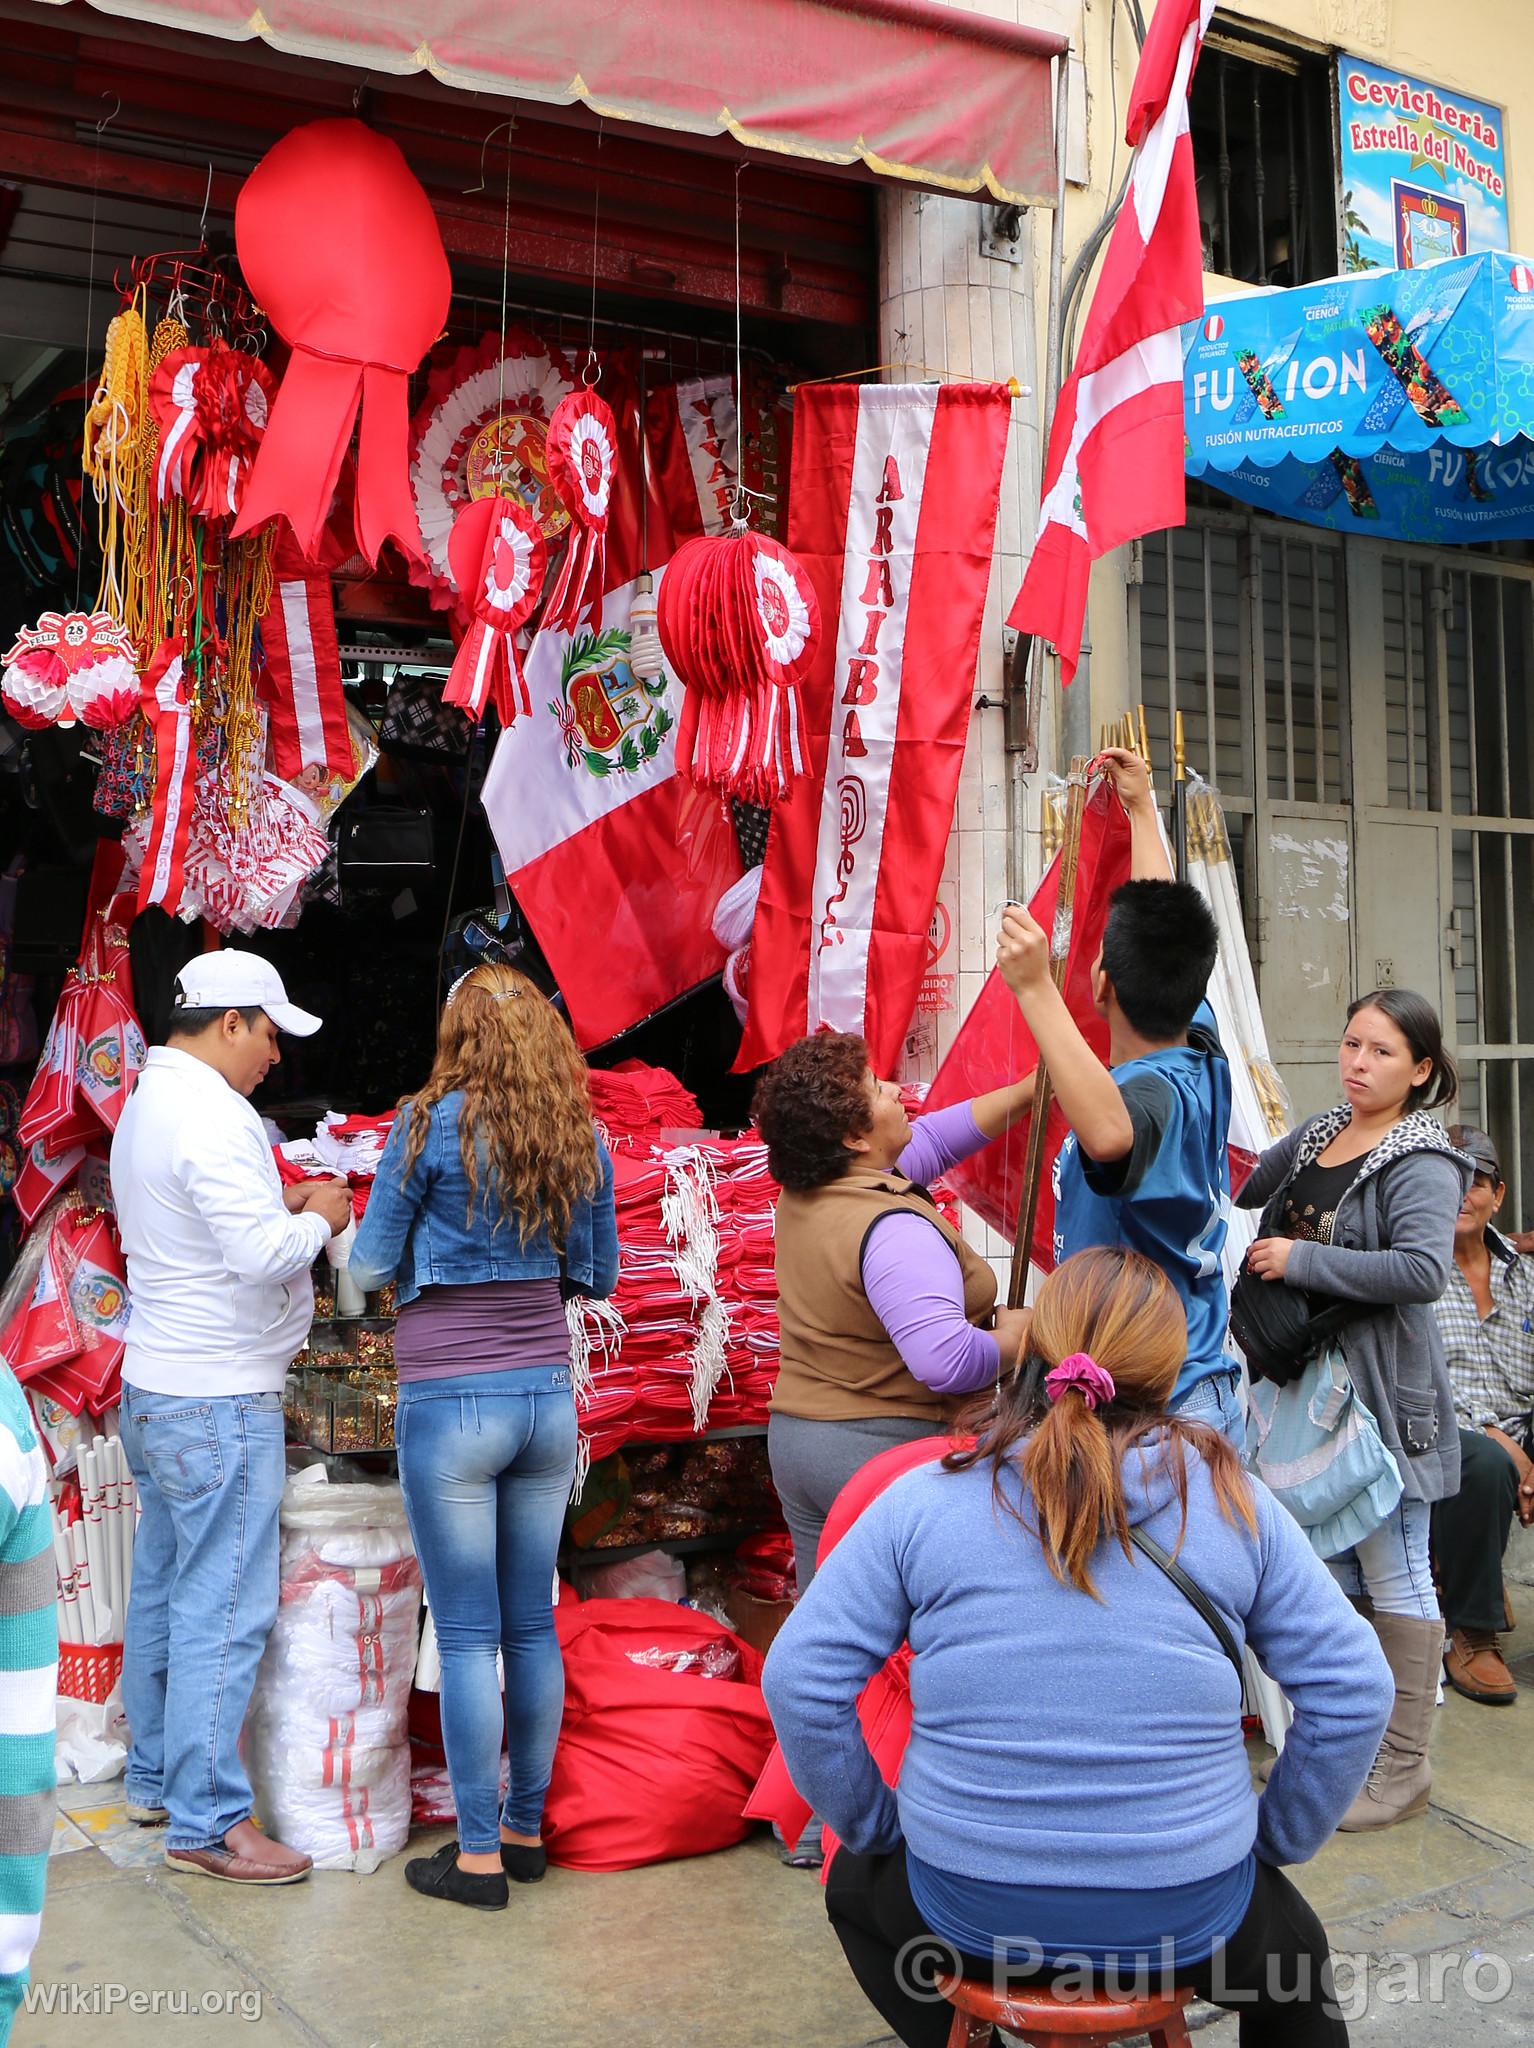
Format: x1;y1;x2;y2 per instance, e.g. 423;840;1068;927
150;340;277;524
442;495;547;723
542;390;619;631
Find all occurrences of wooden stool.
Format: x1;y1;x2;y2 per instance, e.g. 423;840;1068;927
935;1971;1194;2048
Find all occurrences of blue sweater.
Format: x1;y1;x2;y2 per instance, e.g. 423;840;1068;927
762;1441;1393;1891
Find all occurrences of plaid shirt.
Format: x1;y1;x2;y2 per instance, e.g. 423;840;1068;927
1434;1229;1534;1435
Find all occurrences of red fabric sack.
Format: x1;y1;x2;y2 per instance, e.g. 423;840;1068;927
543;1598;774;1871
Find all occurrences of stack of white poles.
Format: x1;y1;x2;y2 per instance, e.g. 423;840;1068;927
51;1436;137;1648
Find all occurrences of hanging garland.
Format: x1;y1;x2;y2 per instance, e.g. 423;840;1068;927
408;329;576;614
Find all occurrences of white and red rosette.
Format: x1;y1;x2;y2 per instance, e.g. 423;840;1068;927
441;496;548;724
658;531;820;804
149;341;277;524
2;610;140;731
542;390;619;633
407;328;576;613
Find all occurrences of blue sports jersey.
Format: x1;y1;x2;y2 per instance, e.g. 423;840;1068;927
1052;1000;1233;1402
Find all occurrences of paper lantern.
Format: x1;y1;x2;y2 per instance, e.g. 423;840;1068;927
543;390;618;631
2;611;139;732
658;532;820;805
231;118;451;566
441;495;547;723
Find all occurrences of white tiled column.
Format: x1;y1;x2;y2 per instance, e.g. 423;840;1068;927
879;187;1046;1091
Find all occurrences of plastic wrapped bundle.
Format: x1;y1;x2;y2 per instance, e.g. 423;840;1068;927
245;1470;421;1873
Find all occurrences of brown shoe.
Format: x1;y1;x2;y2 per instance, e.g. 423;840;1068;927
1444;1627;1517;1706
165;1817;313;1885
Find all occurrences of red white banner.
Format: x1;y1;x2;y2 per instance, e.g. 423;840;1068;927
260;531;353;781
481;361;741;1050
1008;0;1214;683
645;376;739;538
735;382;1011;1075
136;640;196;917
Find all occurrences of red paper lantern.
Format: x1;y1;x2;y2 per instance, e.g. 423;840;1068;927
658;532;820;805
231;119;451;566
442;496;548;724
2;611;139;731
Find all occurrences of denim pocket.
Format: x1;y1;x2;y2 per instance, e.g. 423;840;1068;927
140;1403;224;1501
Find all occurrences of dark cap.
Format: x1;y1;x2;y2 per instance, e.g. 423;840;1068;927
1448;1125;1502;1182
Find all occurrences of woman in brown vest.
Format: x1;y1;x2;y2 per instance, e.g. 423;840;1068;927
755;1031;1035;1599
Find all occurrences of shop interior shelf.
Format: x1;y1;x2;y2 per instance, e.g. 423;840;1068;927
561;1527;761;1567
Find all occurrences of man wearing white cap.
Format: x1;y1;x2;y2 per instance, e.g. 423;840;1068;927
110;950;352;1884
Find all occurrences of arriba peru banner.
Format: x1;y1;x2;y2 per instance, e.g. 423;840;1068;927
737;383;1011;1075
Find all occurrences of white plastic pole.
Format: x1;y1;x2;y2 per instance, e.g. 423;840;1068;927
50;1513;81;1646
69;1521;99;1645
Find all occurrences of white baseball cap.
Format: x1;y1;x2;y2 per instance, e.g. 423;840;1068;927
171;951;323;1037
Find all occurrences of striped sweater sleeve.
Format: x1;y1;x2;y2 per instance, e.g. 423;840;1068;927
0;1370;56;2045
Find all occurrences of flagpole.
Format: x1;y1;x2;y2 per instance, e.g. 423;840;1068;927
1173;708;1189;882
1007;753;1089;1309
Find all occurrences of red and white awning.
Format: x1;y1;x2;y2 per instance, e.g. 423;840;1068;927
36;0;1066;204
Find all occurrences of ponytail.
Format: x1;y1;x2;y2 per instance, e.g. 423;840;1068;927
1020;1387;1129;1597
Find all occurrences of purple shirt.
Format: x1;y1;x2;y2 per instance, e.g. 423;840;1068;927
393;1278;570;1382
860;1102;1001;1397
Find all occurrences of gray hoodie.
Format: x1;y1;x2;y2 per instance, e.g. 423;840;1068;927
1239;1107;1473;1504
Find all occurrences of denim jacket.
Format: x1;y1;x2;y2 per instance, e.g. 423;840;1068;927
349;1094;619;1309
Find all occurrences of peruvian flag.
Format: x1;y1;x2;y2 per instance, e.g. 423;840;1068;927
481;360;742;1050
1009;0;1215;683
645;375;739;539
260;525;354;782
735;382;1012;1075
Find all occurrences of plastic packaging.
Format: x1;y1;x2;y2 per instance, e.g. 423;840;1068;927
245;1470;421;1873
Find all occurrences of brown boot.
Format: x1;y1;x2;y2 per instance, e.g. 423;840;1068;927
1337;1613;1442;1832
165;1817;313;1885
1444;1627;1517;1705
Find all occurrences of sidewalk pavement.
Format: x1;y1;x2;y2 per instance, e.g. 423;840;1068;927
23;1570;1534;2047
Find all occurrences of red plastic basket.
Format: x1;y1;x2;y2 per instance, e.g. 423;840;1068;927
58;1641;123;1704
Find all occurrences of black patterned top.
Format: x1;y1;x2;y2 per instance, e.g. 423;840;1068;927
1280;1155;1366;1246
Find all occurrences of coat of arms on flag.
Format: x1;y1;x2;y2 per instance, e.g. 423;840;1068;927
553;626;673;778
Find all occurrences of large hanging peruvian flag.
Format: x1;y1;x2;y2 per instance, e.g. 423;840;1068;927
481;362;741;1050
735;382;1011;1075
1008;0;1214;682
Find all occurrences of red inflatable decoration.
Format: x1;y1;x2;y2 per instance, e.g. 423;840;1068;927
442;496;547;724
542;389;618;631
658;530;820;804
231;119;451;567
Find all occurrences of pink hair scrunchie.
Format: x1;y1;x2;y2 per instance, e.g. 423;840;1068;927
1043;1352;1117;1412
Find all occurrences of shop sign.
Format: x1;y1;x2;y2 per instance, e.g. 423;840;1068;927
1337;56;1508;272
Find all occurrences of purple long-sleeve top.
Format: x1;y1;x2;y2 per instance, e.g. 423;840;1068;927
859;1101;1001;1397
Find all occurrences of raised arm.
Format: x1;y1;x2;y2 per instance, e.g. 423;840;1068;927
996;904;1133;1162
862;1213;1004;1396
1099;746;1173;883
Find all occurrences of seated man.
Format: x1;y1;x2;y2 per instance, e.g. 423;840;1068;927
1431;1126;1534;1705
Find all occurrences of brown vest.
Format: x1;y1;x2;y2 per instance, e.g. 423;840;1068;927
771;1166;1000;1423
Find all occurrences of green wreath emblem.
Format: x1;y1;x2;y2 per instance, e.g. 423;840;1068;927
551;627;672;777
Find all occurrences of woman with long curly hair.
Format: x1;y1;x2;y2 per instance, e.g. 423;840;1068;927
764;1248;1394;2048
351;964;617;1912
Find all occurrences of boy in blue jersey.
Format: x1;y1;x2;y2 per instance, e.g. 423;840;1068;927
998;748;1240;1437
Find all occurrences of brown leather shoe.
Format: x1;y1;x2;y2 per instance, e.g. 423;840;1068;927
165;1817;313;1885
1444;1627;1517;1706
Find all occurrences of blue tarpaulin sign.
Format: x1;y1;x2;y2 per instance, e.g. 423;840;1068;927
1183;252;1534;542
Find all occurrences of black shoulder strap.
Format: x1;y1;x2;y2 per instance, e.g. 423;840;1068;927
1128;1526;1245;1686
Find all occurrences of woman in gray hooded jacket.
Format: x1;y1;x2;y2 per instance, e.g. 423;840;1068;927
1241;987;1471;1834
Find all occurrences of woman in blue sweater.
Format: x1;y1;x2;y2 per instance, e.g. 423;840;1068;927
351;964;618;1912
763;1247;1393;2046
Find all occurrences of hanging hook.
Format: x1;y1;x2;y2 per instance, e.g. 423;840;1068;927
465;116;517;197
198;163;214;249
96;92;120;135
581;347;601;389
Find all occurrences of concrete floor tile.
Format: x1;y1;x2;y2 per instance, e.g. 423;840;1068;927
18;1866;313;2048
159;1829;883;2048
1284;1808;1517;1923
1425;1688;1534;1849
48;1814;91;1858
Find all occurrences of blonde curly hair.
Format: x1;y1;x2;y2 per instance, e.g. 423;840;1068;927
400;963;599;1249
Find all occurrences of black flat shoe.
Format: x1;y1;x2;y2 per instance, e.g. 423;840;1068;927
405;1839;509;1912
500;1841;547;1884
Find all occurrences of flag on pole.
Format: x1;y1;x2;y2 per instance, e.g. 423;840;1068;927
1008;0;1215;683
481;359;742;1050
735;382;1012;1076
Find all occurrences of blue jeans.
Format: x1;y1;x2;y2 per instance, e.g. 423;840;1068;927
1171;1365;1245;1444
1326;1496;1438;1620
118;1385;286;1852
396;1367;576;1853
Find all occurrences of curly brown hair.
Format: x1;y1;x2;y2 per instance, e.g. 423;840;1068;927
752;1032;873;1190
944;1247;1255;1599
400;963;599;1249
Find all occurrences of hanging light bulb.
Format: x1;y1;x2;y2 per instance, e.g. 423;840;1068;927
628;570;665;681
